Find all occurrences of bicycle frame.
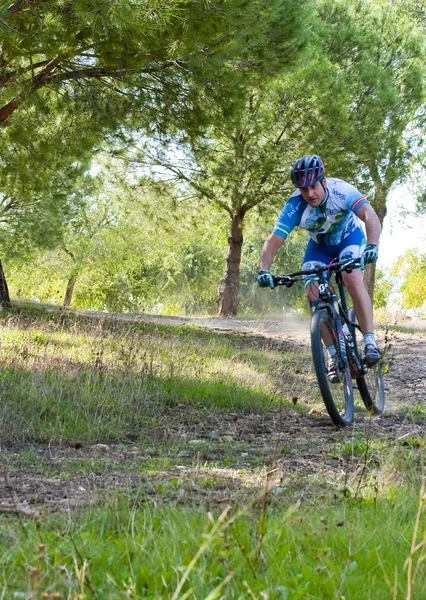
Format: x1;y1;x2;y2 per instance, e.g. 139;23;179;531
315;268;365;379
316;272;349;373
272;257;385;424
274;258;366;379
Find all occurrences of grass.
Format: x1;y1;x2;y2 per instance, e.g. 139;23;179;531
0;305;425;599
0;485;425;599
0;309;315;446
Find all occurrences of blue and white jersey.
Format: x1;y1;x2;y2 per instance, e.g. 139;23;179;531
273;178;369;246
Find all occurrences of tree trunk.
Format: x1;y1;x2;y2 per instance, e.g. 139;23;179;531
363;263;377;304
0;260;11;309
62;274;77;309
218;211;244;317
364;200;387;302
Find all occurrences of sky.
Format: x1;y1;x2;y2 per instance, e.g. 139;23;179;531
377;185;426;270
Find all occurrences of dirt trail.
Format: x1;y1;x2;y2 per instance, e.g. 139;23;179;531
93;309;426;411
1;311;425;514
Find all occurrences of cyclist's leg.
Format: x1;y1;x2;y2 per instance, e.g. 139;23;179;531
303;240;337;306
338;230;380;363
342;269;373;332
337;228;369;331
303;241;338;362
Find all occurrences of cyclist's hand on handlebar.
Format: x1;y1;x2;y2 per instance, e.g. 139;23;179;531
256;269;275;289
360;244;378;270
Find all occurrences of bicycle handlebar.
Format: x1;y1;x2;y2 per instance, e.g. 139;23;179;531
273;257;361;287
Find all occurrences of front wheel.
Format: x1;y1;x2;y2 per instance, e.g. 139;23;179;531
311;308;354;426
348;308;385;415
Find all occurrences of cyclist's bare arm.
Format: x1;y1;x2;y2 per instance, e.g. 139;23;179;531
355;204;381;245
259;233;285;271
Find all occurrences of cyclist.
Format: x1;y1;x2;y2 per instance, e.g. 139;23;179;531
257;154;382;380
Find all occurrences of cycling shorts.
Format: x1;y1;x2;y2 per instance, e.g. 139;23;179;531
302;226;366;287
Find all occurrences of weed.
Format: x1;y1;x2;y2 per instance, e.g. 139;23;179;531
0;306;425;598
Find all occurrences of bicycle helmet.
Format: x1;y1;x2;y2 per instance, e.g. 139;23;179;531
291;154;325;188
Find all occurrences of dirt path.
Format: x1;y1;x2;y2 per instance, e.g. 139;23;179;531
99;309;426;414
1;311;425;515
123;311;426;403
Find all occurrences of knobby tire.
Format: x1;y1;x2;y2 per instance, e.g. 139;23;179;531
311;308;355;426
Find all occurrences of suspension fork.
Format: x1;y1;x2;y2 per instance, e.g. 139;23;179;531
310;273;348;370
335;271;366;375
332;307;348;370
311;301;349;371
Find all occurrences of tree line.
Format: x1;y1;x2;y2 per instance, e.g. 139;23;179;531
1;0;425;316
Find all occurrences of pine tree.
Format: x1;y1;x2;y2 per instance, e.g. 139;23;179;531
308;0;425;299
0;0;313;305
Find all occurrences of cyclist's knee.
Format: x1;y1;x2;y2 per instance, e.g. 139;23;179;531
343;270;364;296
305;282;318;303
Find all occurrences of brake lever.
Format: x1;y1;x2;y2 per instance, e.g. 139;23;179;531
342;259;361;273
276;276;293;287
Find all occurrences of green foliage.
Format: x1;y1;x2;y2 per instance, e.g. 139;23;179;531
312;0;426;207
96;0;314;316
1;0;310;269
107;0;426;316
7;161;310;315
373;268;393;310
0;106;99;257
2;0;425;312
7;174;228;312
392;249;426;312
0;0;315;137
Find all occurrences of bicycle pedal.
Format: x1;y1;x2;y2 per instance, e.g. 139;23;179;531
327;367;340;384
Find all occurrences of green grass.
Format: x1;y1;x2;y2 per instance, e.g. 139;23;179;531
0;306;425;599
0;310;313;446
329;437;388;461
0;485;425;599
0;365;280;444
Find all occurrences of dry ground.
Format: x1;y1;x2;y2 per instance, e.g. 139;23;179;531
1;313;425;516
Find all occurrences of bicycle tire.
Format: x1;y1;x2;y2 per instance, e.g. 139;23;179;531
348;307;385;415
311;308;355;426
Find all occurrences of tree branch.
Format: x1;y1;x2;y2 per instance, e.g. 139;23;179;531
0;56;62;122
62;247;76;260
0;59;53;87
143;151;233;215
7;0;37;15
0;195;19;213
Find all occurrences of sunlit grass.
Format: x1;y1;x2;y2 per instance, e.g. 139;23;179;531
0;311;314;446
0;306;425;599
0;484;425;599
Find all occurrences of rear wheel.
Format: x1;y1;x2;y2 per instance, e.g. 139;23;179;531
311;308;354;426
348;308;385;415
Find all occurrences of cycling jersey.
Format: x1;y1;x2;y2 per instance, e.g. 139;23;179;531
273;178;369;246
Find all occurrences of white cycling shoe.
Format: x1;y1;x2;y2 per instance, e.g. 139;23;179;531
327;356;340;384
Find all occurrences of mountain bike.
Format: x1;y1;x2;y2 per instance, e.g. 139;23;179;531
273;258;385;427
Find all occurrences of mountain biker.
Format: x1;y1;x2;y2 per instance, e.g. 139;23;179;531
257;154;382;381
